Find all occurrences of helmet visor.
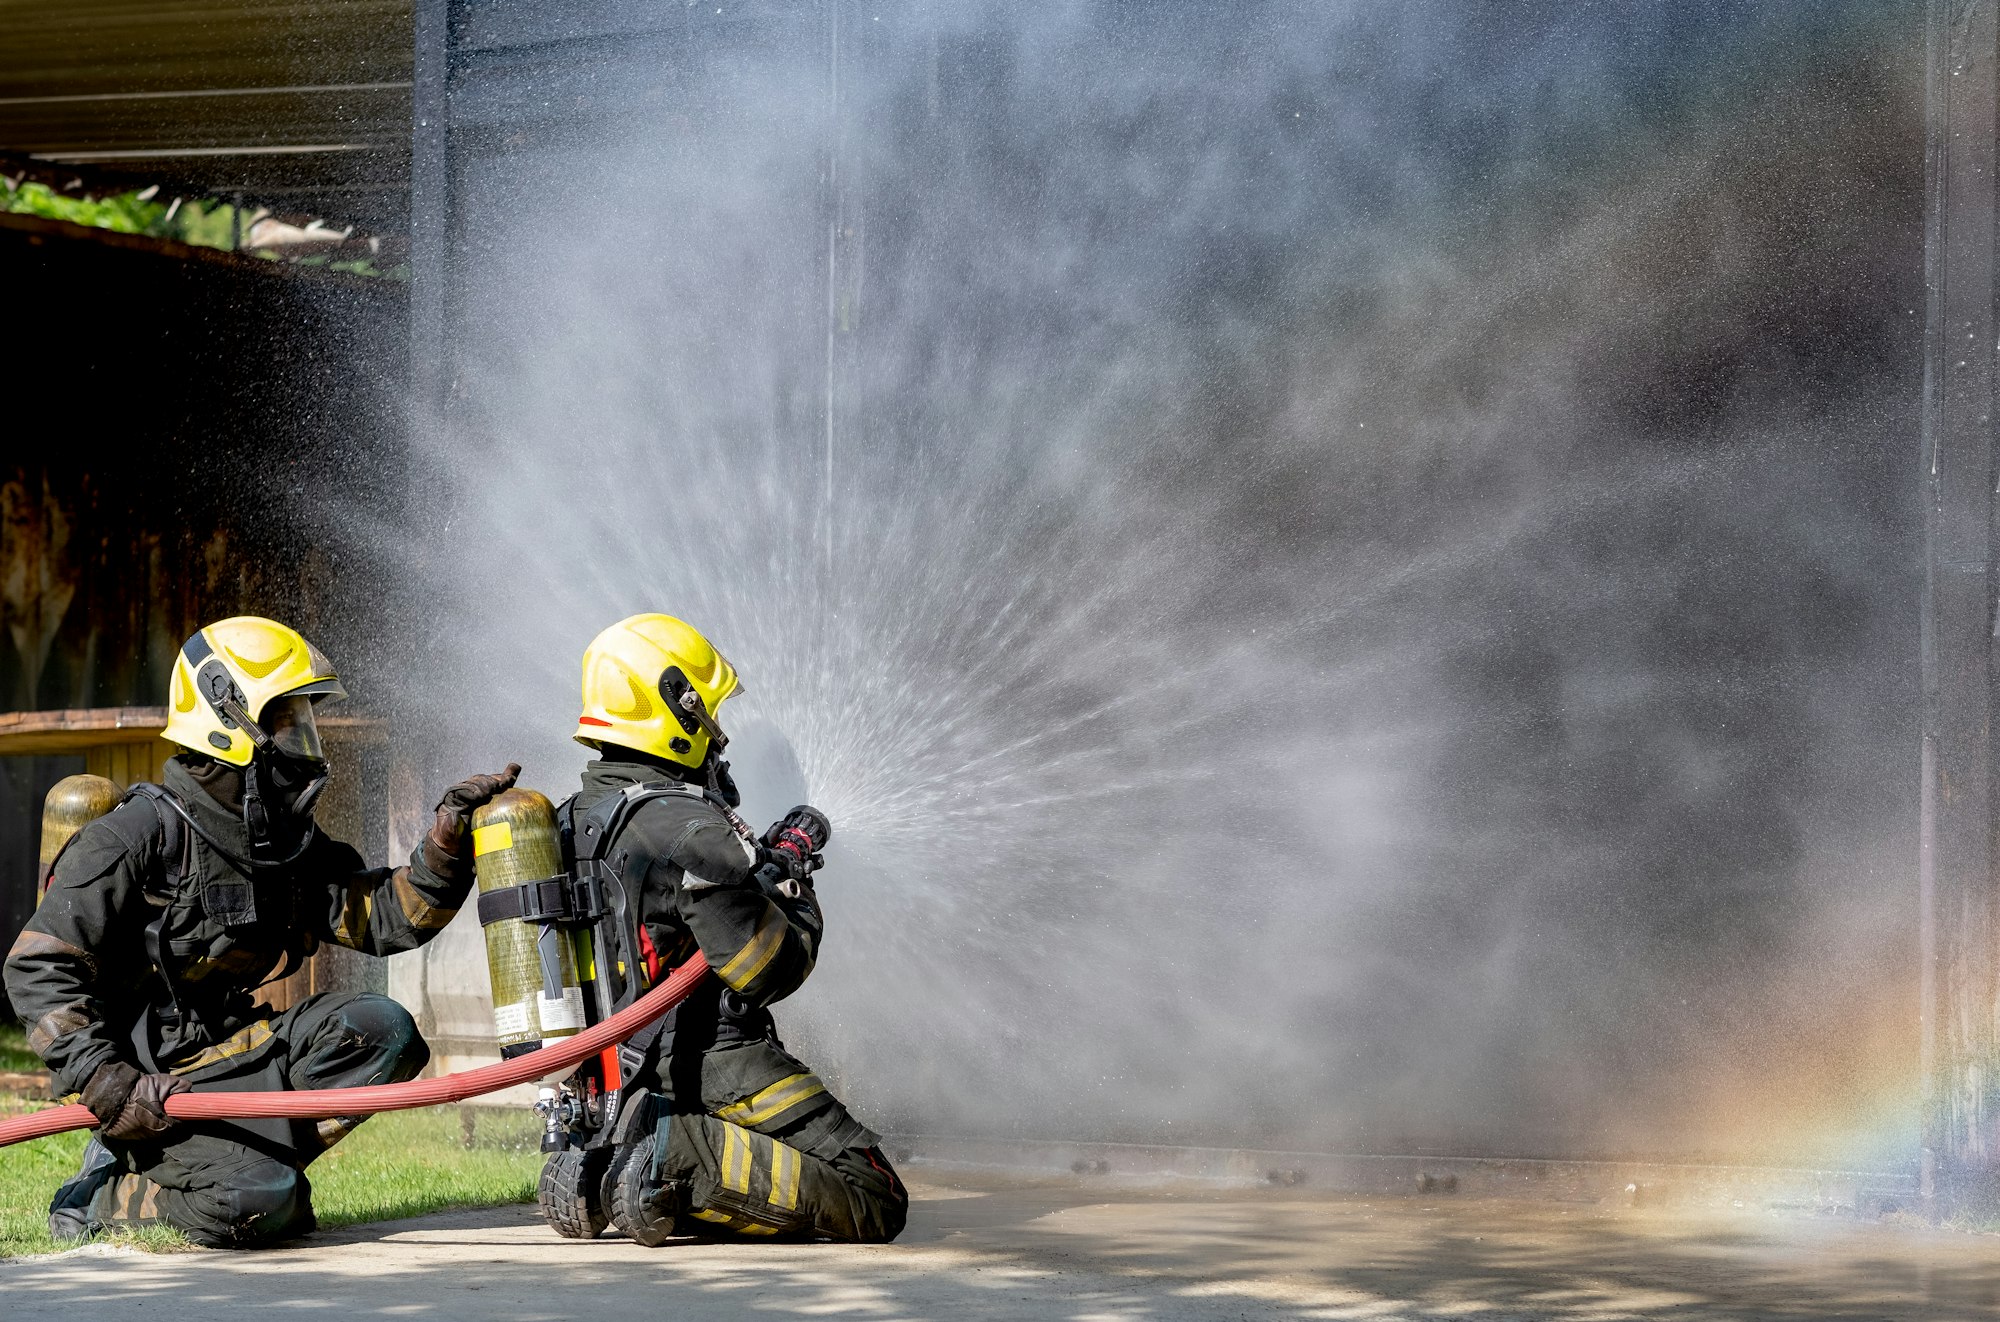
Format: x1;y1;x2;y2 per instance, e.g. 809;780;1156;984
259;694;326;762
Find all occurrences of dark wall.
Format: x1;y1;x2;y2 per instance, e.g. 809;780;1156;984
0;215;407;999
0;216;407;711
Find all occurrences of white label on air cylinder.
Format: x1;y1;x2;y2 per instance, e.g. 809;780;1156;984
538;986;586;1032
494;1000;531;1038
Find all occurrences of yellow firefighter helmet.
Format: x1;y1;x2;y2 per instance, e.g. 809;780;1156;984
574;614;742;768
163;617;346;767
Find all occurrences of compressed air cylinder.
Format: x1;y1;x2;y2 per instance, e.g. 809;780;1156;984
39;774;122;903
471;788;586;1054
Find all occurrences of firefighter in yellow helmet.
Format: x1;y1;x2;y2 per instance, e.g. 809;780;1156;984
4;616;519;1247
566;613;905;1243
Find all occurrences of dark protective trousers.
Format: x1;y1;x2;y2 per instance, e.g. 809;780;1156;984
647;1035;907;1242
89;992;429;1248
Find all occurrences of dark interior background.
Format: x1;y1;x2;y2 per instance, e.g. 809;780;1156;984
0;217;406;994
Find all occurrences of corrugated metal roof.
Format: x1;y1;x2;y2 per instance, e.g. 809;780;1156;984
0;0;411;228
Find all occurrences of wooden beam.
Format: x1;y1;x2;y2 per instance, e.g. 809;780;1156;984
0;706;387;757
0;706;169;755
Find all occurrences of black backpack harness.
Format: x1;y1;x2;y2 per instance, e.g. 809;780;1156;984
36;782;316;1066
468;779;748;1145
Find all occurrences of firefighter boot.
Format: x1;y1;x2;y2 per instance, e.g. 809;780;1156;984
611;1141;686;1248
47;1136;119;1242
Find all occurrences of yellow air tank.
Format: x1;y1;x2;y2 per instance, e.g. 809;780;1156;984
472;788;586;1055
39;774;122;903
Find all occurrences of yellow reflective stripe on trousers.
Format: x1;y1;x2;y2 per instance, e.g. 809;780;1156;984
769;1140;800;1211
714;908;786;991
722;1122;755;1195
715;1072;825;1128
691;1207;778;1236
170;1020;275;1075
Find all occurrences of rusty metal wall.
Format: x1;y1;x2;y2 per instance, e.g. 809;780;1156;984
0;224;407;715
0;218;408;1012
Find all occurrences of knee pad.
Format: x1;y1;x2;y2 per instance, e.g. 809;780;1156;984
182;1164;314;1249
829;1145;908;1243
335;994;431;1083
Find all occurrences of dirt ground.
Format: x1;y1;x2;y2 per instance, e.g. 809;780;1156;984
3;1173;1994;1320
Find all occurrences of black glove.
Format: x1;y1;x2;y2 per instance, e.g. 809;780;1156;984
424;763;522;871
81;1060;189;1143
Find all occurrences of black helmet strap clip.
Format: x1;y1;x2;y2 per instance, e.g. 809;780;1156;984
659;667;728;753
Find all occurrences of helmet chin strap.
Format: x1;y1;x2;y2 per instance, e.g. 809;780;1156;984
216;695;277;756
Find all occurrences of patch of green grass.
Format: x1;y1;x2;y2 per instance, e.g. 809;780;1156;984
0;1100;543;1257
0;1025;41;1075
310;1106;543;1229
0;1103;82;1255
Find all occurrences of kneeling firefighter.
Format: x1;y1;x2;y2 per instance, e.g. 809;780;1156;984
563;613;904;1243
3;616;519;1247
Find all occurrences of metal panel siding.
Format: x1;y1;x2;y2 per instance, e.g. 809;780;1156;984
455;1;807;55
401;1;839;1058
0;1;414;227
415;0;834;413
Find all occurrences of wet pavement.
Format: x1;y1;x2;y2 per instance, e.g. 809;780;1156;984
3;1174;1994;1320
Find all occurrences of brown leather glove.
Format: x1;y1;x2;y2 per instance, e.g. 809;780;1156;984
420;763;522;875
81;1060;189;1143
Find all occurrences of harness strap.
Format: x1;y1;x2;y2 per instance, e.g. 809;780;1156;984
473;873;598;927
124;785;191;1031
139;781;319;874
563;781;705;1017
127;785;303;1033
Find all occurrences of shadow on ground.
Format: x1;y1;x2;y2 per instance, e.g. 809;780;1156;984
1;1178;1994;1320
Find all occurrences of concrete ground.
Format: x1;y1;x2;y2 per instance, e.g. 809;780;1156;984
3;1173;1995;1321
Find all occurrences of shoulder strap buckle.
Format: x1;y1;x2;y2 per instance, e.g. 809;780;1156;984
474;872;605;927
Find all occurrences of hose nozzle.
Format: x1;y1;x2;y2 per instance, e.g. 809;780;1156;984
775;804;832;855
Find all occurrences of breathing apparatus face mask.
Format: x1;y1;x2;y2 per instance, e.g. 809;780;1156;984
241;695;331;852
260;694;326;763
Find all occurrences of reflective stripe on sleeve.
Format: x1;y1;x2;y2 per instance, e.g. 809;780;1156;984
713;908;786;992
335;881;372;947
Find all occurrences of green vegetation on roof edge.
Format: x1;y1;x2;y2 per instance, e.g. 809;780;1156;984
1;179;404;279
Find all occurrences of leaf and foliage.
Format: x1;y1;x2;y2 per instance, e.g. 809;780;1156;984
0;1025;39;1076
1;177;233;246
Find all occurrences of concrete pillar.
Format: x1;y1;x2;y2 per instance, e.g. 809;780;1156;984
1921;0;2000;1217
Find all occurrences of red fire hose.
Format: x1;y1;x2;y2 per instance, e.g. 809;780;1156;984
0;959;712;1148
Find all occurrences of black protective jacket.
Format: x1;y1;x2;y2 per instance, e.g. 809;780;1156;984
575;759;822;1007
5;758;469;1094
